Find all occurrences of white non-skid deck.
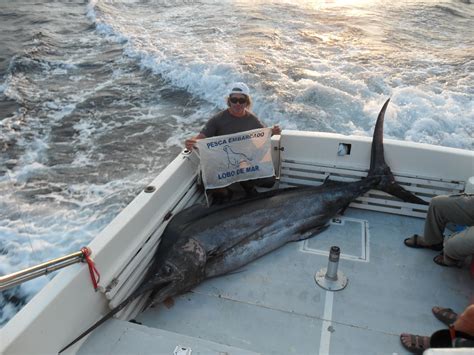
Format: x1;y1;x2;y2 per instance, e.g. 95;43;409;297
79;207;473;355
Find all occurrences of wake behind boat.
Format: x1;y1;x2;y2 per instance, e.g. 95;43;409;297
1;101;473;354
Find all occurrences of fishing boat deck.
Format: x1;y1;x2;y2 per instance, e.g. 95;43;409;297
78;207;473;355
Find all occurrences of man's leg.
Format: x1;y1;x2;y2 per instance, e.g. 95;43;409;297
240;176;276;196
424;194;474;245
206;187;233;204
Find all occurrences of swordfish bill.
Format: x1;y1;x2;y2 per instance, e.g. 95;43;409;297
60;98;427;353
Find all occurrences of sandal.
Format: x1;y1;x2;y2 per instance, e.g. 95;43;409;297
400;333;430;354
432;306;458;326
433;253;462;268
404;234;443;251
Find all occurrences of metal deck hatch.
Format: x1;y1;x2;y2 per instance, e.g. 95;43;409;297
300;216;369;262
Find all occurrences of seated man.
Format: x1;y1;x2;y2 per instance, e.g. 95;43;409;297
185;82;281;201
404;194;474;267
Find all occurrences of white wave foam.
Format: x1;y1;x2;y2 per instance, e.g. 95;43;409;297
0;173;144;323
84;1;473;149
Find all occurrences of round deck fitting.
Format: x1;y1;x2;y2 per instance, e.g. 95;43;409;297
315;268;348;291
144;185;156;193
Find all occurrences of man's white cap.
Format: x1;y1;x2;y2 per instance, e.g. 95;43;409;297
229;82;250;97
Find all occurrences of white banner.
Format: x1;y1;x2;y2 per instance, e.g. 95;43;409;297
196;128;275;190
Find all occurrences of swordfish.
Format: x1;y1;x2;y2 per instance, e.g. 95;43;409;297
61;98;427;352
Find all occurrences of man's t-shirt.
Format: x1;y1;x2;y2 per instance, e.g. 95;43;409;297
200;109;265;137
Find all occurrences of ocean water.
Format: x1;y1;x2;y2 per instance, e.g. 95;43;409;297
0;0;472;325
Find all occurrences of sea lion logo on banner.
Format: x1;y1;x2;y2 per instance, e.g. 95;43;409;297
196;128;274;190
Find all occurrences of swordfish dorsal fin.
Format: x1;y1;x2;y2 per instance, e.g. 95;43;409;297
367;98;428;205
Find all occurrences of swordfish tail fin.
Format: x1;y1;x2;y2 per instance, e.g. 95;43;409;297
367;98;428;205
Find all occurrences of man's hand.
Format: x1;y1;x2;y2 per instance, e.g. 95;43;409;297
185;133;206;151
271;125;282;136
185;138;197;151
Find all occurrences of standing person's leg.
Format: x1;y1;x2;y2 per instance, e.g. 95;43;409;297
423;194;474;245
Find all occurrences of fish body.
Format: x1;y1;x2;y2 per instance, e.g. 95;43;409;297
159;179;371;285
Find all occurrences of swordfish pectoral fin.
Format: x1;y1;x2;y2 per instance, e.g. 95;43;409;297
291;214;331;242
292;223;329;242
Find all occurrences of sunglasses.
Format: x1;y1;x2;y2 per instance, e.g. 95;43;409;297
229;97;247;105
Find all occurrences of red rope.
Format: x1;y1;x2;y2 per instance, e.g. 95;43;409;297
81;247;100;291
